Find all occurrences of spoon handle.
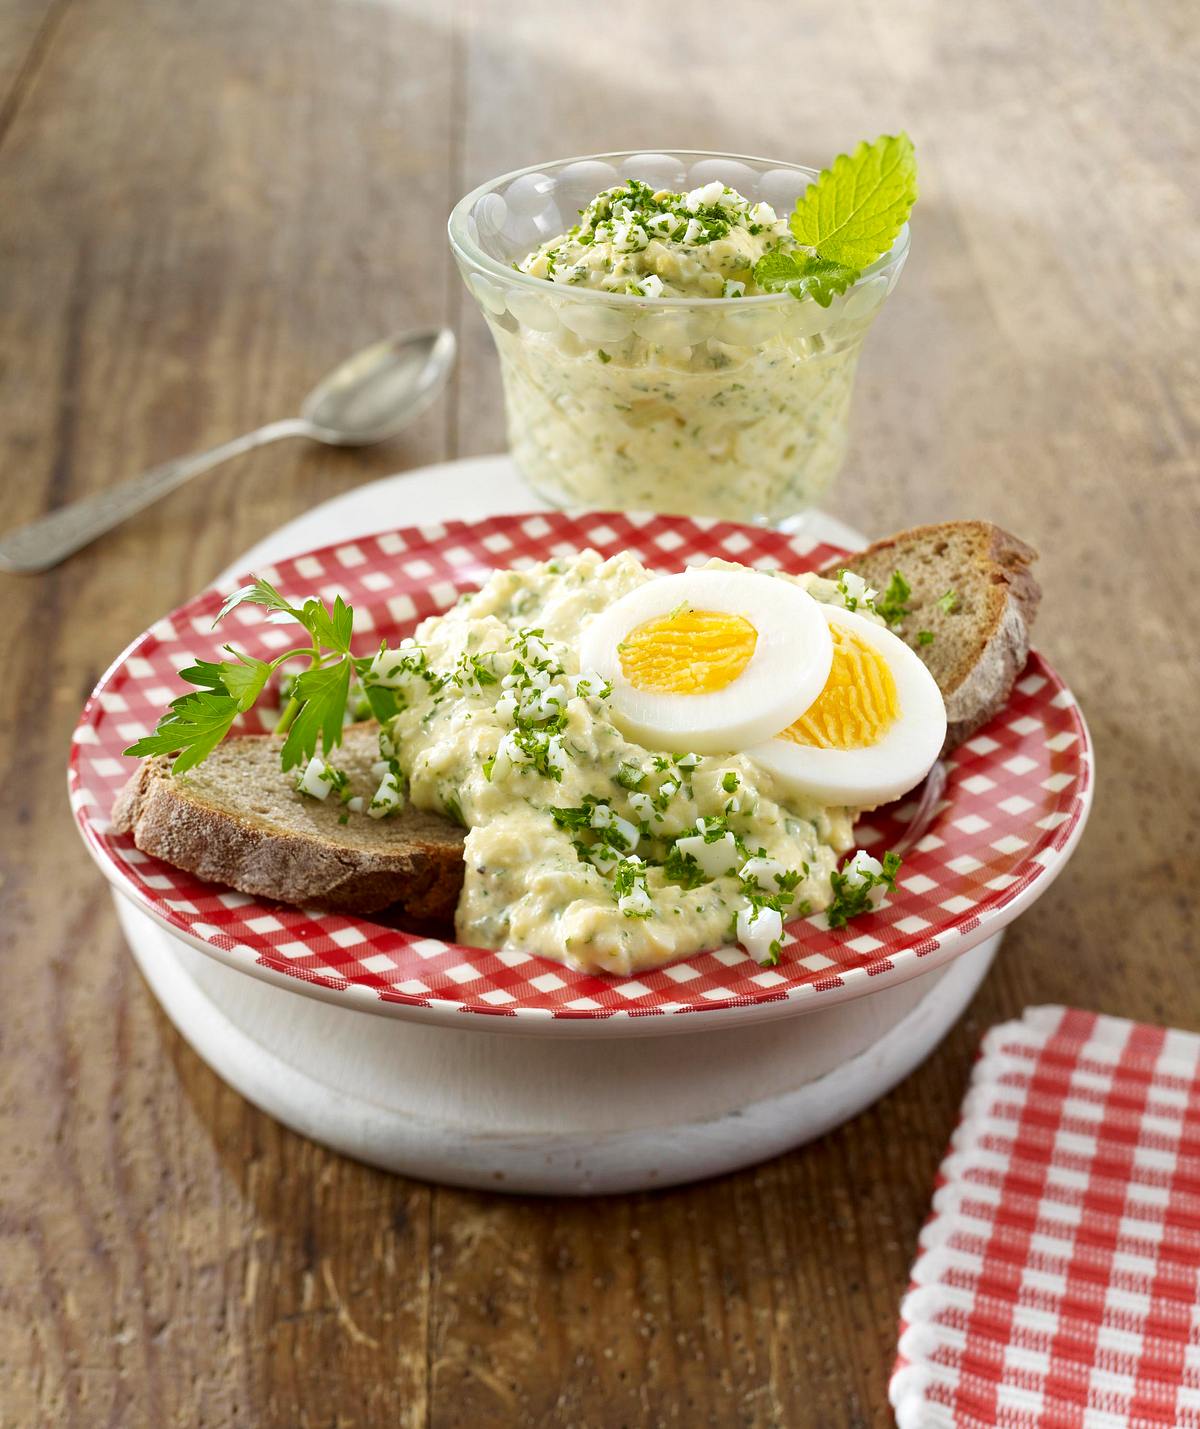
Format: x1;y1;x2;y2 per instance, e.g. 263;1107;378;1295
0;417;311;574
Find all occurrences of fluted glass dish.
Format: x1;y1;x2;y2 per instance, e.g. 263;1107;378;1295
449;151;909;524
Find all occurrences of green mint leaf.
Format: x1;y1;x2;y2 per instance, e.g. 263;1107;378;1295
787;255;860;308
753;251;859;307
789;133;917;270
279;658;352;771
124;690;240;776
752;251;802;292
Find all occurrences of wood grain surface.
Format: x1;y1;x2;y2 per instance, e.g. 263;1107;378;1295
1;1;1197;1425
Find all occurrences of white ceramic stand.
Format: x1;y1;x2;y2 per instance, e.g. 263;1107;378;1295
116;894;996;1195
111;456;1002;1193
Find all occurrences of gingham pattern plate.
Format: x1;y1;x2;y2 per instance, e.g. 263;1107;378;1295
892;1007;1200;1428
70;510;1092;1032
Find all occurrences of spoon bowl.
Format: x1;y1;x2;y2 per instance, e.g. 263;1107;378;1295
302;328;457;445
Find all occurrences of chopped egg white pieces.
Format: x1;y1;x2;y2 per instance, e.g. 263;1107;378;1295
675;828;741;878
736;904;783;963
296;756;337;800
368;768;405;819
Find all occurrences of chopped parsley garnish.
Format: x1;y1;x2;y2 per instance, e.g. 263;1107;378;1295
917;630;935;646
722;771;740;793
452;652;499;689
826;851;901;929
937;589;960;614
616;761;645;790
874;571;912;627
549;799;601;831
663;844;707;890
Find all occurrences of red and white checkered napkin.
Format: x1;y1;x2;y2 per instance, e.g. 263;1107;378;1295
891;1006;1200;1428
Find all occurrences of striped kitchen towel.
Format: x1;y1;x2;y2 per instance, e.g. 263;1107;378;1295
890;1006;1200;1428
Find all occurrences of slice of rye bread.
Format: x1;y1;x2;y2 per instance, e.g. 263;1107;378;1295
821;521;1041;750
112;721;465;927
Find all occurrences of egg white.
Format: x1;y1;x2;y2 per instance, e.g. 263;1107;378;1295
578;568;833;755
745;605;947;806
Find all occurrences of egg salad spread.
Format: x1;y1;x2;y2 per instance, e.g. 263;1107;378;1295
518;179;801;299
492;179;882;522
370;550;863;977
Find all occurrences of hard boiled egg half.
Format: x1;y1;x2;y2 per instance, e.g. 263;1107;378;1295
747;604;946;806
578;568;833;754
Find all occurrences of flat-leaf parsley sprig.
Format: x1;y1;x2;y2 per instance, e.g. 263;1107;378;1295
753;133;917;307
126;577;367;776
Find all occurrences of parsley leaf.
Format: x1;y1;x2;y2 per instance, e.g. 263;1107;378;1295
917;630;935;646
279;659;352;771
937;589;960;614
215;577;300;626
303;594;354;654
215;650;273;712
789;133;918;270
127;575;362;776
125;690;240;777
663;844;707;890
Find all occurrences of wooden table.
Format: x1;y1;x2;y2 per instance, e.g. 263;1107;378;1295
2;2;1196;1424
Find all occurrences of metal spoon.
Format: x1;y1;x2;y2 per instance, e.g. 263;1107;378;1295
0;326;457;574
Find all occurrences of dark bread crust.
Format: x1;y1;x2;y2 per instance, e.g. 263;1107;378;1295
820;521;1041;750
112;742;465;928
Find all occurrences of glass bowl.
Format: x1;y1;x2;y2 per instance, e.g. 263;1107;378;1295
448;150;909;524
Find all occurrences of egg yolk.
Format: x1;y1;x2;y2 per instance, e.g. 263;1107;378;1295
781;626;898;749
619;608;757;695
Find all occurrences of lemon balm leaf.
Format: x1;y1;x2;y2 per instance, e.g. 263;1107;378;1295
753;250;803;292
752;251;860;307
787;256;860;308
789;133;917;270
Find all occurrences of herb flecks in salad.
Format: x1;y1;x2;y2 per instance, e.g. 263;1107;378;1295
125;569;905;964
752;133;918;307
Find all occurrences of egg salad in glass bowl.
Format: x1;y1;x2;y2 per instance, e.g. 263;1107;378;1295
365;550;944;976
448;140;914;523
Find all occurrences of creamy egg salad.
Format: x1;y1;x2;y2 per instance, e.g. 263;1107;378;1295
518;179;801;299
485;177;891;522
359;551;944;977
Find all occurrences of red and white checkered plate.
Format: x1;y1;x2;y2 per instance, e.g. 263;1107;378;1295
70;511;1093;1035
